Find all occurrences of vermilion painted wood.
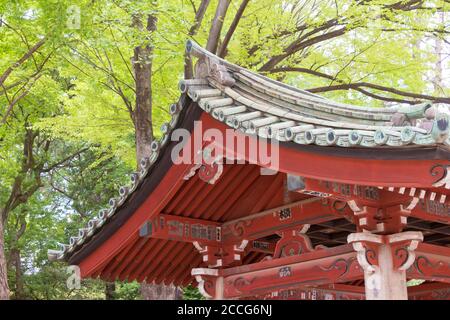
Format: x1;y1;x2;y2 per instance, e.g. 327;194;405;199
222;172;284;221
221;200;346;244
115;238;158;281
135;240;174;282
169;250;201;285
142;201;339;246
408;282;450;300
410;201;450;225
407;243;450;283
101;234;139;278
77;133;206;277
141;213;220;245
164;252;196;285
112;237;150;281
209;168;262;221
172;176;210;215
164;174;201;214
157;243;195;284
248;240;276;255
216;244;361;298
78;160;191;277
245;175;287;218
91;259;111;279
161;248;194;284
119;238;159;279
262;283;365;300
299;178;413;207
195;165;257;220
198;113;448;188
77;110;450;284
242;251;259;265
139;241;179;283
188;165;248;219
127;239;167;281
176;255;204;286
262;282;449;300
222;244;356;277
152;242;191;283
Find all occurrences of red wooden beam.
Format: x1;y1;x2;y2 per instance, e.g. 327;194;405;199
289;177;411;207
139;213;221;246
221;198;351;243
408;282;450;300
261;284;365;300
193;244;362;299
201;113;448;188
407;243;450;283
251;282;450;300
139;199;349;247
411;199;450;225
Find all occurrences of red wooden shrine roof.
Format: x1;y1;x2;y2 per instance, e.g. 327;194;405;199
48;41;450;286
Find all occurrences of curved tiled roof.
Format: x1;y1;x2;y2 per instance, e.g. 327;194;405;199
48;40;450;263
182;40;450;148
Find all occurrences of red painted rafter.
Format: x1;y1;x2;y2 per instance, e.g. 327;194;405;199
188;165;250;220
208;166;262;221
140;241;180;283
127;239;167;282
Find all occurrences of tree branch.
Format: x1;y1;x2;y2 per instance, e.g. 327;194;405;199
206;0;232;54
306;82;450;104
271;66;450;104
0;38;45;88
185;0;211;79
259;27;346;72
218;0;250;58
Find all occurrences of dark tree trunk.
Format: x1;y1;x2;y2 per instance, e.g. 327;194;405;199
0;216;9;300
105;282;116;300
10;248;24;299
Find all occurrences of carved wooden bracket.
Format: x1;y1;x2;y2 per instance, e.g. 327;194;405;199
431;164;450;189
347;200;412;234
191;268;220;299
193;239;248;268
347;231;423;274
273;225;314;258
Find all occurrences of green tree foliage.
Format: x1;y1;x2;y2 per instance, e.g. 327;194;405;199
0;0;449;299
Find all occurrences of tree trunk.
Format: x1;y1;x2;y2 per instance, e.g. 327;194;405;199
206;0;232;54
131;12;182;300
10;248;24;299
105;282;116;300
133;14;157;162
0;216;9;300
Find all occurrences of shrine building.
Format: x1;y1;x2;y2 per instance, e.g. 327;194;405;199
48;40;450;300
